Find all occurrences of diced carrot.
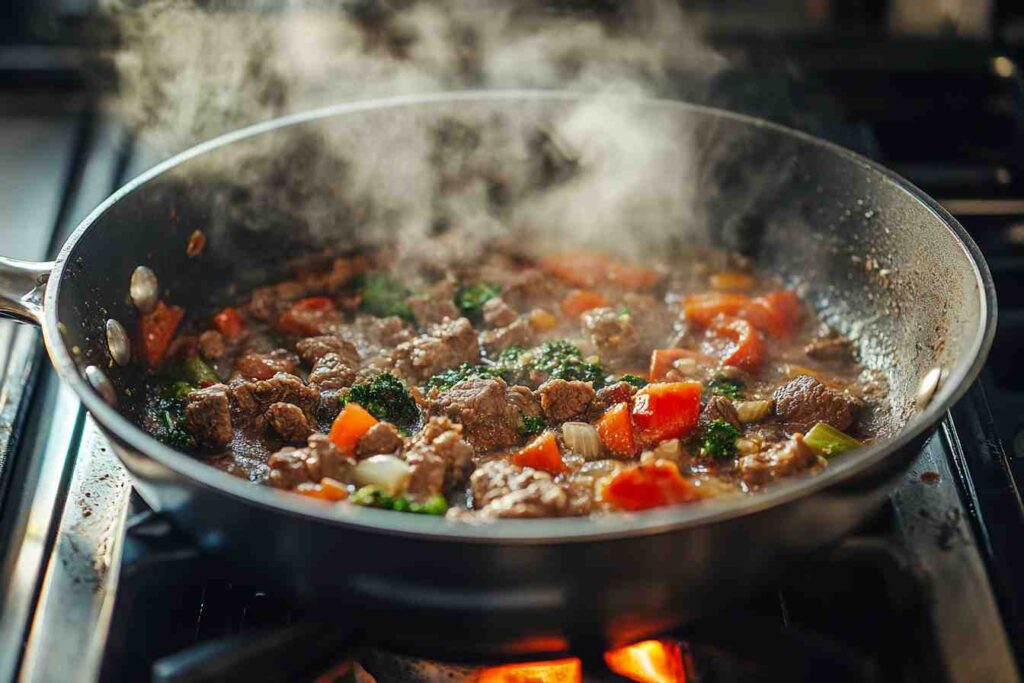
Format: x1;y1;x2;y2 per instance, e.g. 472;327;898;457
708;316;764;370
595;402;637;458
512;431;567;475
709;271;755;292
540;251;609;288
607;261;662;290
528;308;559;332
140;300;185;367
277;296;337;337
602;461;702;511
560;289;609;317
212;307;245;339
648;348;717;382
631;381;702;446
319;477;350;501
329;403;378;456
745;290;802;338
681;292;751;327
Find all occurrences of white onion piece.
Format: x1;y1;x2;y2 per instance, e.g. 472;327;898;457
562;422;603;460
735;400;773;424
354;455;411;496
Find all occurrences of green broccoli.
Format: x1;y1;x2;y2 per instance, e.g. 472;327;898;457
359;274;413;320
349;486;448;515
532;340;607;388
159;410;196;450
425;363;504;393
341;373;420;428
699;419;742;460
455;282;501;318
518;414;546;438
620;374;648;389
707;376;744;400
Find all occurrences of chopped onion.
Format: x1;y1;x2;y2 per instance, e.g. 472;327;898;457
651;438;683;463
735;400;773;424
354;455;411;496
562;422;603;460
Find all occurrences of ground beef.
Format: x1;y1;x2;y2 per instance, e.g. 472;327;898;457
538;379;595;423
482;297;517;328
308;353;358;391
184;385;233;448
408;294;460;328
479;317;535;355
581;307;641;363
469;460;569;518
234;349;300;381
429;377;522;452
700;395;741;430
592;381;637;415
773;375;861;432
500;269;561;310
804;335;854;363
738;434;823;488
404;416;474;500
388;317;480;384
265;402;312;444
198;330;227;360
230;373;320;423
355;421;404;458
295;335;360;368
266;433;355;489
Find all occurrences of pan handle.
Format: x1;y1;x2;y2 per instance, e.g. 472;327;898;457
0;257;54;325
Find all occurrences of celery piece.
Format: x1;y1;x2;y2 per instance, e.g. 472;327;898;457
804;422;861;457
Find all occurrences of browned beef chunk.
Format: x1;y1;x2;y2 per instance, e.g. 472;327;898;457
235;349;300;381
246;281;307;322
738;435;823;488
700;395;741;429
308;353;358;391
184;385;233;448
295;335;360;368
404;416;474;501
198;330;227;360
508;385;542;420
482;297;517;328
773;375;861;432
265;402;312;444
336;315;416;360
538;379;595;423
388;317;479;384
592;381;637;415
408;294;460;328
267;433;354;489
230;373;320;423
429;377;522;452
355;421;404;458
501;269;561;310
581;307;641;363
804;335;854;363
479;318;535;355
469;460;569;518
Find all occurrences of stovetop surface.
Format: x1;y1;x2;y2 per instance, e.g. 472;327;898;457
0;40;1023;682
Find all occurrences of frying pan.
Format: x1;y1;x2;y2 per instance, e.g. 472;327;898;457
0;91;995;655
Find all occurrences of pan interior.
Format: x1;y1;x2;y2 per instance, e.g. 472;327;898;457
46;92;991;538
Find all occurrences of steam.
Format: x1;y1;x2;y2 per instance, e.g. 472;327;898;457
106;0;731;268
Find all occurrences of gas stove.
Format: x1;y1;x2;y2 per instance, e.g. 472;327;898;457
1;33;1023;683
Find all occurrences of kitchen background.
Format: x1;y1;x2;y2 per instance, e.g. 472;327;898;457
2;0;1024;681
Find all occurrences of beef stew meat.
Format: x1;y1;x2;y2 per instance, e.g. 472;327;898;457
140;247;884;519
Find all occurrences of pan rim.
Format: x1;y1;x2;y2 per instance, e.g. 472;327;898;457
42;89;997;543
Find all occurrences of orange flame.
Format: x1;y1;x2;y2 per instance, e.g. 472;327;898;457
477;657;582;683
604;640;687;683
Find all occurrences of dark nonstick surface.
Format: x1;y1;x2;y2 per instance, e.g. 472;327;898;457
28;92;994;653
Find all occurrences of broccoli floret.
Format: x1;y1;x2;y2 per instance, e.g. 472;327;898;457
162;380;196;403
533;340;583;369
699;419;742;460
707;376;744;400
425;363;503;393
530;340;608;388
518;414;546;438
620;374;648;389
159;410;196;450
359;274;413;320
342;373;419;428
349;486;448;515
455;282;501;318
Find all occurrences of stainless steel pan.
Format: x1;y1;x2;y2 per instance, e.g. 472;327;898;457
0;91;995;655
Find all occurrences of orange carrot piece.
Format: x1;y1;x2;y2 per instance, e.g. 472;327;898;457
607;261;662;290
560;289;609;317
631;381;702;446
595;402;637;458
328;403;378;456
648;348;716;382
709;271;755;292
708;316;764;370
681;292;751;327
212;307;245;339
512;432;567;475
602;461;702;511
140;300;185;367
